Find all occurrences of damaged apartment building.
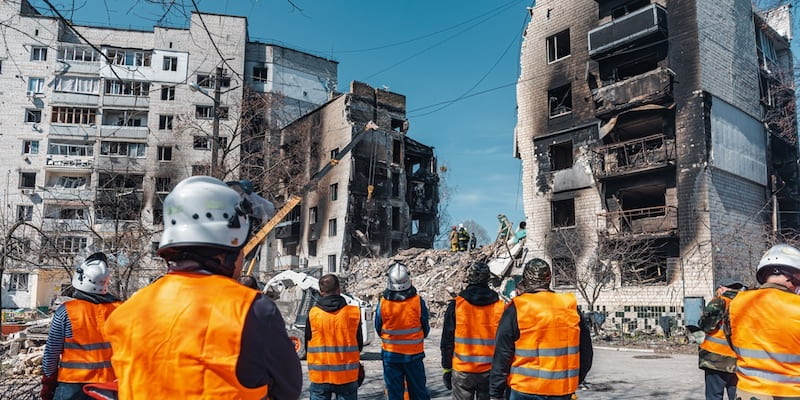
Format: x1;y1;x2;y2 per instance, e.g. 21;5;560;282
516;0;799;330
269;81;439;273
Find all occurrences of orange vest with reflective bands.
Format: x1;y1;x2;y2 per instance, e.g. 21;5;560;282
307;304;361;384
104;272;266;400
509;292;580;396
699;296;737;358
453;296;505;373
57;299;120;383
729;288;800;397
380;295;424;355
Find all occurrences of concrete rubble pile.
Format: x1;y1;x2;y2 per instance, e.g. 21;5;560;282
0;319;50;377
344;244;502;327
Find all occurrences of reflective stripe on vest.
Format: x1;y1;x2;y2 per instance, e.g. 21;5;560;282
729;288;800;397
699;296;737;358
104;272;267;399
509;292;580;397
453;296;505;373
307;304;361;384
57;299;120;384
380;295;424;355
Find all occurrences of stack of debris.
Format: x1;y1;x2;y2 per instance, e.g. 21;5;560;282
0;319;49;377
344;244;502;327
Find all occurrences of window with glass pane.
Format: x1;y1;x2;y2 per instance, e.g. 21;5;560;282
22;140;39;154
28;77;44;93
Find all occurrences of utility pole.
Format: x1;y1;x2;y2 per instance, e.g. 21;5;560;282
211;66;222;178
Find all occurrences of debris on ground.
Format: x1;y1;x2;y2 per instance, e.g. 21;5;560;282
1;319;49;376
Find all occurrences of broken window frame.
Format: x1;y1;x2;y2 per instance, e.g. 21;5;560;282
19;172;36;188
25;109;42;123
16;205;33;222
8;273;29;291
549;140;573;171
22;140;39;155
546;29;571;64
552;257;576;288
252;65;268;83
548;84;573;118
551;198;576;228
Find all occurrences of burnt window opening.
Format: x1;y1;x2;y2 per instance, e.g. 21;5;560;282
621;256;669;285
552;198;575;228
618;184;666;214
611;0;650;19
330;148;339;160
411;219;420;235
19;172;36;188
392;207;401;230
548;84;572;118
309;207;318;224
391;118;405;132
392;173;400;197
550;141;573;171
308;240;317;256
393;140;402;164
552;257;576;287
614;54;659;82
546;29;571;63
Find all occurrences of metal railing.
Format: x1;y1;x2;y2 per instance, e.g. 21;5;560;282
599;205;678;237
593;134;675;177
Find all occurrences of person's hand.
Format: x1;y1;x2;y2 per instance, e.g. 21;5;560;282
40;375;57;400
442;369;452;390
358;363;366;387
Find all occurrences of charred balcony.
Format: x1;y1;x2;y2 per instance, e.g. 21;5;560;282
592;67;673;117
588;4;667;58
275;220;301;241
592;134;676;179
599;205;677;238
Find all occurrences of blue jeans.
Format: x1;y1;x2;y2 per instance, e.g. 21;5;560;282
309;381;358;400
383;358;429;400
704;369;737;400
509;389;572;400
54;382;91;400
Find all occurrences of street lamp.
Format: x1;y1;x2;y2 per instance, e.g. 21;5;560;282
188;66;223;178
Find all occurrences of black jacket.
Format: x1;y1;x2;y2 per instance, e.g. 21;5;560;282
440;285;501;369
304;294;364;351
489;292;593;398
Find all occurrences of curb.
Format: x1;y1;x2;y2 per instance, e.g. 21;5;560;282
593;345;656;353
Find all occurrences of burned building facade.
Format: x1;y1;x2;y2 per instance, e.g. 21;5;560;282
516;0;799;330
271;81;439;273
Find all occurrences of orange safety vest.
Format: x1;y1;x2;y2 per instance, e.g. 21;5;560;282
508;292;580;396
379;295;424;355
453;296;505;373
104;272;266;400
57;299;120;383
699;296;737;358
728;288;800;397
307;304;361;384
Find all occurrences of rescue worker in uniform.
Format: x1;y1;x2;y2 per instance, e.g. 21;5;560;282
441;262;505;400
41;252;120;400
698;279;746;400
450;226;459;252
104;176;302;399
375;262;431;400
489;258;593;400
457;224;470;252
305;274;364;400
725;244;800;400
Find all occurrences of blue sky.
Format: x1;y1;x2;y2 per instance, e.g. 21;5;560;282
34;0;531;242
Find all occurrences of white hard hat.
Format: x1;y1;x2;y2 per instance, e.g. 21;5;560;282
387;262;411;292
756;244;800;284
72;252;111;295
458;224;464;229
158;176;250;254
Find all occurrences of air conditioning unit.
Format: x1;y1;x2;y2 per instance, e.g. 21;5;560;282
20;189;33;195
26;90;35;97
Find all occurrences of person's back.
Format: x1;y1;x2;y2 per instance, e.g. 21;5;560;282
698;279;745;400
104;176;302;400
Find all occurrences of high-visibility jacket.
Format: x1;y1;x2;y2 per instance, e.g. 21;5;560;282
728;288;800;397
57;299;120;383
508;292;580;396
453;296;505;373
104;272;266;400
700;296;736;358
380;295;424;355
307;304;361;384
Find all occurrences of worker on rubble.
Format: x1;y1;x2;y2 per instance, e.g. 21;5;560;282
41;251;120;400
450;226;459;252
457;224;469;252
490;258;593;400
376;262;431;400
698;278;746;400
305;274;364;400
725;244;800;400
104;176;302;399
441;262;505;400
469;233;477;250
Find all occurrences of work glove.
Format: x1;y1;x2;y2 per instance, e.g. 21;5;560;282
40;375;57;400
442;369;452;390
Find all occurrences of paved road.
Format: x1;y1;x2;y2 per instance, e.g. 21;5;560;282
300;328;704;400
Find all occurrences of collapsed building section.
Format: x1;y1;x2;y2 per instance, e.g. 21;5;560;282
516;0;799;333
269;81;439;273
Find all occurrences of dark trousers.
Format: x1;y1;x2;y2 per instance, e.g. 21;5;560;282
508;389;572;400
309;381;358;400
452;370;490;400
705;369;737;400
54;382;91;400
383;358;430;400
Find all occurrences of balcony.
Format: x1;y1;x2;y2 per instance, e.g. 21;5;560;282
99;125;149;139
95;156;146;172
102;95;149;108
55;61;101;75
49;124;98;138
588;4;667;58
592;134;676;178
275;220;301;241
52;92;100;106
45;156;94;171
40;187;93;203
274;255;300;270
599;205;678;237
592;67;673;116
42;219;91;232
